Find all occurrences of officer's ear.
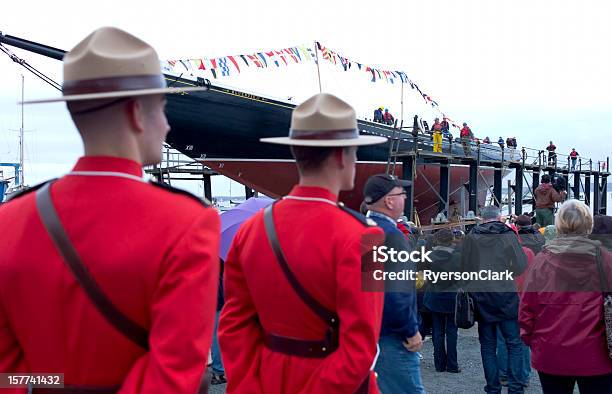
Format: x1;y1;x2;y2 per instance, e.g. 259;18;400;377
334;146;356;169
331;148;344;168
125;98;147;135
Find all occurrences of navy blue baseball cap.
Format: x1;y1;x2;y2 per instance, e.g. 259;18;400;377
363;173;412;204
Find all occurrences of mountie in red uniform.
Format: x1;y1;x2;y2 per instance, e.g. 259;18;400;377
0;156;220;393
219;185;385;393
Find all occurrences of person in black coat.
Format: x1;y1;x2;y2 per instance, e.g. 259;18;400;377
514;215;546;254
424;229;462;373
461;206;527;393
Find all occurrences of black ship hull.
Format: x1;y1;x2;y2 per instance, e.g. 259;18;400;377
165;76;501;222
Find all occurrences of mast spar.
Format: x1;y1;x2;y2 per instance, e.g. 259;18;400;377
19;74;24;187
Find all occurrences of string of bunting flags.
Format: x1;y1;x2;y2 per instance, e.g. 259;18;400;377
162;42;464;129
162;45;317;79
315;42;464;129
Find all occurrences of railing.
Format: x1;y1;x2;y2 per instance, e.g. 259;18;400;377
144;144;215;184
385;126;609;175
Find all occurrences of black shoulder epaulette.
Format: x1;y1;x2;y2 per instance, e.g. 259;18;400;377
149;181;211;207
337;202;377;227
3;179;56;203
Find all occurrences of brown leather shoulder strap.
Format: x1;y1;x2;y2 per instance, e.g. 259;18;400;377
263;203;372;393
36;182;149;350
263;203;338;327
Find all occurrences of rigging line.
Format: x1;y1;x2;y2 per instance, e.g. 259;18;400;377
0;44;59;88
1;52;55;90
22;61;60;88
0;44;61;91
417;183;469;215
417;183;467;216
20;60;61;90
477;169;502;206
19;63;60;91
522;173;534;196
0;47;61;91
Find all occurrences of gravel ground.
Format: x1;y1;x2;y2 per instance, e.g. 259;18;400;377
418;324;543;394
209;324;547;393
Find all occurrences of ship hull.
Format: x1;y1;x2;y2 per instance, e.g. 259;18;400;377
164;78;501;222
202;158;493;223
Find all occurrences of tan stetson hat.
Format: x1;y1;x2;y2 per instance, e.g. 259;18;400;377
260;93;387;147
22;27;206;104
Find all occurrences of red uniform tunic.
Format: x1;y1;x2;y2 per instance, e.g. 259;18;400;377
219;185;384;394
0;156;220;393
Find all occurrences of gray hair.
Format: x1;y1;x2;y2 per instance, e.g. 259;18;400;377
556;199;593;235
480;205;501;220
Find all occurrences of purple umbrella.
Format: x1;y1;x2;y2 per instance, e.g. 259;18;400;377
220;196;274;260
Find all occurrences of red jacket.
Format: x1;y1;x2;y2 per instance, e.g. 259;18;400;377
219;186;384;393
0;157;220;393
519;240;612;376
515;247;534;292
534;182;565;209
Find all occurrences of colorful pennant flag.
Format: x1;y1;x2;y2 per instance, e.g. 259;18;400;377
227;56;240;72
218;58;231;76
257;52;268;67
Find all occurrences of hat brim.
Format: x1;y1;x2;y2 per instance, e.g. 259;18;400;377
260;135;387;147
20;86;207;104
396;179;412;187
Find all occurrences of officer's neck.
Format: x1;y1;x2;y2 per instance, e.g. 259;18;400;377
298;174;342;198
81;133;144;165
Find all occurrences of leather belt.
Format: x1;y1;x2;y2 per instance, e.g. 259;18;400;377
263;331;338;358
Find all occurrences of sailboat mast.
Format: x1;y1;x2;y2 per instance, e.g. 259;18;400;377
19;74;24;187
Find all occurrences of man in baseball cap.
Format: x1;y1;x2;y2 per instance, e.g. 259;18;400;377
364;173;412;205
363;173;424;393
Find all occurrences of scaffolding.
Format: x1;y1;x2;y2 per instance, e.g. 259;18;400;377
143;145;258;203
144;145;219;202
386;122;610;226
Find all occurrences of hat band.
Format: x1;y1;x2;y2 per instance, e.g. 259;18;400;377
289;128;359;140
62;75;166;96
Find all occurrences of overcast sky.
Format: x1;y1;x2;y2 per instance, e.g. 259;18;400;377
1;0;611;196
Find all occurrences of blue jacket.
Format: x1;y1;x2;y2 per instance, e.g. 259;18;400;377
369;212;419;339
